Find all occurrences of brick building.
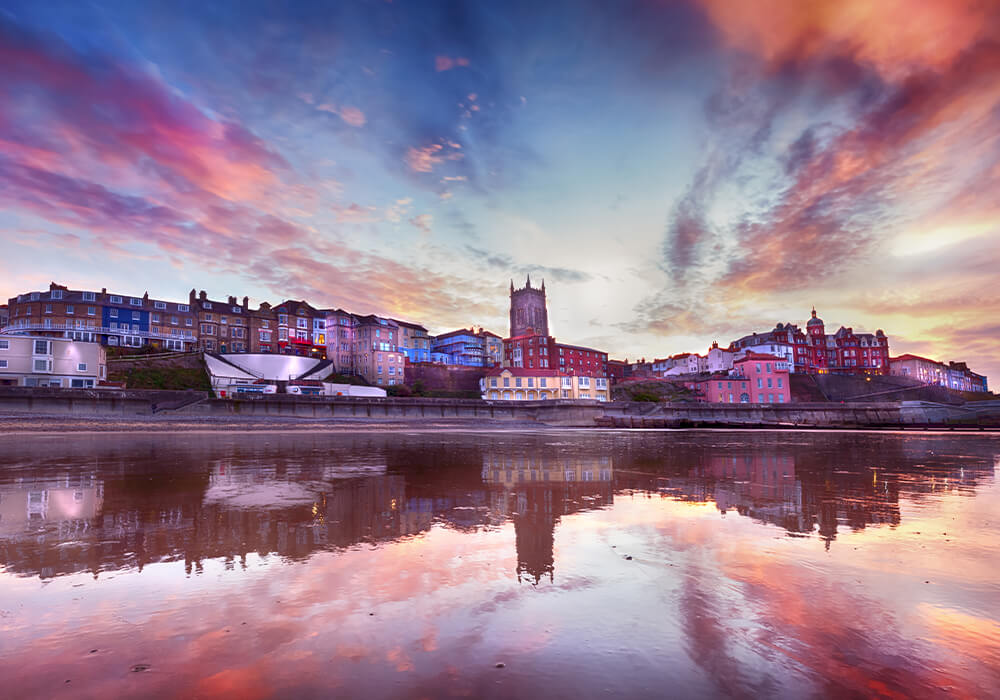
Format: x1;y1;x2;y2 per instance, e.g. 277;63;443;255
190;290;250;353
8;283;196;351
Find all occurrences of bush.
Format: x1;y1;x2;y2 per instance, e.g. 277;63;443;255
630;391;661;403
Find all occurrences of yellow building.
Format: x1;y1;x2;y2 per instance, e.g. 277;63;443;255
480;367;610;401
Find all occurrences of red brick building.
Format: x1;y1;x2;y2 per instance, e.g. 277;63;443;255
731;307;889;376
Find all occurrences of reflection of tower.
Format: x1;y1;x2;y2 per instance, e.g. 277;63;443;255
512;489;555;585
509;276;548;338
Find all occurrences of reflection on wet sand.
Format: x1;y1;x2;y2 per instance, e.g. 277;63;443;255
0;433;995;581
0;431;998;699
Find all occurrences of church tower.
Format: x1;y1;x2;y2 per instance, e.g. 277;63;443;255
509;275;549;337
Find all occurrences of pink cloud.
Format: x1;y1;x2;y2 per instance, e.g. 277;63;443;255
404;144;444;173
435;55;469;72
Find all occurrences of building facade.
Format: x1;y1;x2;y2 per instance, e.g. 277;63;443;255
325;309;358;372
890;354;989;392
190;290;250;353
249;302;278;353
394;320;433;364
274;300;325;357
352;315;404;386
480;367;609;401
7;283;197;351
0;335;107;388
731;308;889;376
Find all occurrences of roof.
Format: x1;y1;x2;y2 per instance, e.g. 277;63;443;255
556;342;606;354
484;366;565;377
504;332;553;342
435;328;479;341
737;351;787;362
891;353;944;365
390;318;428;331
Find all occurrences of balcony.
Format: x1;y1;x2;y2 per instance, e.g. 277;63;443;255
2;322;194;343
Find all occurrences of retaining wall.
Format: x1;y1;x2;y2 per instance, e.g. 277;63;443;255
0;387;997;428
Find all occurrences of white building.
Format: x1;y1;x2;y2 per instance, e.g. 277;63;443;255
0;335;107;388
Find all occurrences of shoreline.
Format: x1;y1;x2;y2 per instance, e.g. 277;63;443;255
0;413;997;435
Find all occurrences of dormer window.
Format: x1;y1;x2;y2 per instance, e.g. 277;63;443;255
110;295;123;304
51;290;63;300
130;297;142;306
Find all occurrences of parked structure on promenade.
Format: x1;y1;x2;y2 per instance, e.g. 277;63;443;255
0;335;107;388
890;354;989;392
480;367;609;401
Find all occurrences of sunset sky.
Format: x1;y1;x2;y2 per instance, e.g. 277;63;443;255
2;0;998;380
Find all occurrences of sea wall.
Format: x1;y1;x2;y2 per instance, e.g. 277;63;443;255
0;387;997;428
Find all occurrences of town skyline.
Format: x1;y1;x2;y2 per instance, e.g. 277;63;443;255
2;1;999;382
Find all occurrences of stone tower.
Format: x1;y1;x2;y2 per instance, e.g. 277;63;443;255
509;275;548;337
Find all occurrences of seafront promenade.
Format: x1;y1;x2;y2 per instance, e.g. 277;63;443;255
1;387;998;431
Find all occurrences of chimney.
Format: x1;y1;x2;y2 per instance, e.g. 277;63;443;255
242;296;249;310
199;290;207;301
101;288;107;295
189;289;197;304
143;291;149;301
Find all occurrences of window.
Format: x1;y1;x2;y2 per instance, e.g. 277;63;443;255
77;363;87;372
0;360;6;368
503;377;510;387
490;378;498;387
0;340;7;350
109;308;118;318
767;378;773;388
30;292;40;301
51;289;64;300
34;340;49;355
177;304;190;312
132;311;140;321
83;291;96;302
777;378;783;388
204;313;213;321
87;306;96;316
34;359;50;372
110;295;123;303
185;318;193;326
220;316;228;325
757;378;762;388
170;316;178;325
203;302;213;309
45;304;52;314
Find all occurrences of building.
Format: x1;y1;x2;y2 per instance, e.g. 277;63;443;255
0;335;107;388
681;374;753;403
431;327;502;367
731;308;889;375
249;302;278;354
325;308;358;372
607;359;627;384
394;319;433;363
890;354;989;392
502;277;608;377
734;352;792;403
352;314;404;386
509;276;548;337
0;304;8;329
7;283;197;351
480;367;609;401
189;290;250;353
680;351;790;403
706;341;735;372
273;300;324;357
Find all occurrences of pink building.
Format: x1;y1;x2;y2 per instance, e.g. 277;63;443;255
734;352;791;403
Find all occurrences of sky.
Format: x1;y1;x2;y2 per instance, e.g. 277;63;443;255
1;0;999;380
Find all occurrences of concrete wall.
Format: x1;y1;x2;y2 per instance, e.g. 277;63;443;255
0;387;997;428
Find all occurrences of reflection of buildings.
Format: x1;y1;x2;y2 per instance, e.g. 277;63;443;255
0;433;995;580
483;454;613;584
0;475;103;537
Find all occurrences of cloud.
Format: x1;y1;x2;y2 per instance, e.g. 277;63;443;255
409;214;433;233
435;55;470;72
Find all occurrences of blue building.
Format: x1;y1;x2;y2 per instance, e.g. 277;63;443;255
431;329;488;367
